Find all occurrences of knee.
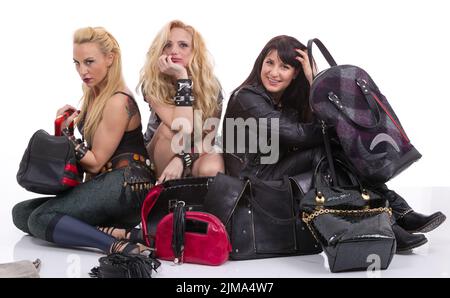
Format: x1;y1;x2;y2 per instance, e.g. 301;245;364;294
12;202;30;234
27;210;50;240
197;161;224;177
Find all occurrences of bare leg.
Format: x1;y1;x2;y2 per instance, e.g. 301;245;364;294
148;123;224;179
191;152;224;177
147;124;176;178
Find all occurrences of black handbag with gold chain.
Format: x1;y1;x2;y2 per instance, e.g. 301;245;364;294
300;156;396;272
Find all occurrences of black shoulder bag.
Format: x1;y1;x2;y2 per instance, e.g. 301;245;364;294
17;129;83;194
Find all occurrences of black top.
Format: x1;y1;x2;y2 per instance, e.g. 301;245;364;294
111;124;148;158
77;92;149;159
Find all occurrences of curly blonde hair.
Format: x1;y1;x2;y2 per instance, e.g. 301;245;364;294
74;27;125;145
138;20;221;120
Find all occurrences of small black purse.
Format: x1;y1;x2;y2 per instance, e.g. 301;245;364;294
89;253;161;278
17;129;83;194
300;157;396;273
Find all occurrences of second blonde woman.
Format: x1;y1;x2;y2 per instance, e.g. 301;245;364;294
138;20;224;183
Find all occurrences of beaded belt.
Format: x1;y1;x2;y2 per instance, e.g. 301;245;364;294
100;153;153;173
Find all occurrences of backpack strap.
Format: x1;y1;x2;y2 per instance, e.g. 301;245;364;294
307;38;338;80
320;120;338;187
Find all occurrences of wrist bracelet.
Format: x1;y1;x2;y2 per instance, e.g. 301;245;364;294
62;127;88;160
174;95;194;106
75;142;88;160
174;79;194;106
176;79;193;94
177;151;199;169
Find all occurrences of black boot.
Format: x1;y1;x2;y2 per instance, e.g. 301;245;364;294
392;224;428;253
374;187;413;220
397;211;446;233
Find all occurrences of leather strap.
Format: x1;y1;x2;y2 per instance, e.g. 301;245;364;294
307;38;337;80
172;201;186;264
320;121;338;187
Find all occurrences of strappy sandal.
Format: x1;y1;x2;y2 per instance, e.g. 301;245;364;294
110;240;153;257
97;226;119;237
98;226;146;245
126;228;146;245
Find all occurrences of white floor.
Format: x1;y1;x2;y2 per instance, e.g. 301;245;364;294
1;187;449;278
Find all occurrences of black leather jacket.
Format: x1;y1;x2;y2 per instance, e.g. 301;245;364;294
222;84;323;177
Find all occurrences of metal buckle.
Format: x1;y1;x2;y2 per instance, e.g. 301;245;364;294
356;78;368;87
168;200;185;212
328;92;340;103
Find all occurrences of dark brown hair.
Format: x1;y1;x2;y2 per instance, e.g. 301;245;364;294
234;35;313;121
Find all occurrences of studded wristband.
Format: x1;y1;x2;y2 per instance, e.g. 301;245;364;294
177;151;199;169
62;127;88;161
74;143;88;161
174;79;194;106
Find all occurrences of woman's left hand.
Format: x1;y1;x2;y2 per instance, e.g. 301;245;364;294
295;49;316;85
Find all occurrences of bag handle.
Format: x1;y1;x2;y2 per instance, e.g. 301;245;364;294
317;121;367;194
141;177;214;247
141;184;165;247
313;156;362;189
313;156;371;205
307;38;337;80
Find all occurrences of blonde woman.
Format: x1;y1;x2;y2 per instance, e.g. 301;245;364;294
12;27;154;256
139;20;224;183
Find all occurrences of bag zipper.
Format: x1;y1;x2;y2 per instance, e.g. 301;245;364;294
370;92;410;143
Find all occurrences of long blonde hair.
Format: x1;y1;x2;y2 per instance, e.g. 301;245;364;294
74;27;125;145
138;20;221;120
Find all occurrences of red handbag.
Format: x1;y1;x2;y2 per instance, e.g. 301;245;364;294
141;179;231;266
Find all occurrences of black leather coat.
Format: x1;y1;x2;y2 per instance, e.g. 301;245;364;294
222;84;323;178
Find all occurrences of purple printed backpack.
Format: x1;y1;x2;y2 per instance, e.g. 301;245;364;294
307;38;421;183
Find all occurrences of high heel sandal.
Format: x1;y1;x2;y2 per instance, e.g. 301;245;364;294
110;240;153;257
97;226;119;238
98;226;146;245
126;228;146;245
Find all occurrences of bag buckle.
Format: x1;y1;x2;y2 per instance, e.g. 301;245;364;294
169;200;185;212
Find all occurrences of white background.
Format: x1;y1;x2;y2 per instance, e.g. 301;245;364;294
0;0;449;221
0;0;449;277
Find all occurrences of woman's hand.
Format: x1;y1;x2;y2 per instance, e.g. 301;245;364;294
158;54;188;80
157;156;184;184
295;49;316;86
56;104;79;129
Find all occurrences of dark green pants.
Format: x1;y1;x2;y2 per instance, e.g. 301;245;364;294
12;168;146;241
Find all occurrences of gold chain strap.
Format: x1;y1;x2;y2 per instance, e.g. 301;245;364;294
302;207;392;224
